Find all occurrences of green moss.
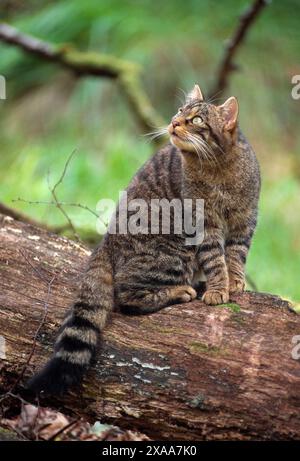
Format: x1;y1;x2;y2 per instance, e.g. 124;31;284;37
61;48;139;76
217;303;241;313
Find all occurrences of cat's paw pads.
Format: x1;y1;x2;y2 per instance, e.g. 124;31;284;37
202;289;229;305
229;278;245;294
173;286;197;303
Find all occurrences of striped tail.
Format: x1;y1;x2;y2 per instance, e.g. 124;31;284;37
27;241;113;395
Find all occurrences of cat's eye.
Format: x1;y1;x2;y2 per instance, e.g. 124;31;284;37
192;116;203;125
178;108;183;114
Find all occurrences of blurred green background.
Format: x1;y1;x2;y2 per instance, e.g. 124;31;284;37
0;0;299;301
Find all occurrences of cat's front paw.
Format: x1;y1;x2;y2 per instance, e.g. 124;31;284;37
229;278;245;294
172;285;197;303
202;289;229;305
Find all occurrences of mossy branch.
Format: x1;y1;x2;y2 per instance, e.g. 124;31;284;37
0;215;299;440
0;23;164;134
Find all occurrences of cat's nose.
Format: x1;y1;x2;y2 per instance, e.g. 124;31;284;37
172;120;180;128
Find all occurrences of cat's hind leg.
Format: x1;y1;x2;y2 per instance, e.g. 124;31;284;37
115;256;196;314
117;284;196;314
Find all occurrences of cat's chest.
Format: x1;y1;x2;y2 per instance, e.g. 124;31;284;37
205;183;234;210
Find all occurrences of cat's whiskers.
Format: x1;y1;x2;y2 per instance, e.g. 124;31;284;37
205;90;223;105
144;126;169;142
185;134;209;167
198;135;218;164
201;137;218;165
187;134;217;166
185;135;203;169
186;134;207;159
176;88;188;105
215;143;226;156
197;137;218;166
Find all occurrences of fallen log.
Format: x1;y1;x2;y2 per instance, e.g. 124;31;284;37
0;213;299;440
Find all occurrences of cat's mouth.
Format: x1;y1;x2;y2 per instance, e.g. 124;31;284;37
168;124;182;139
168;124;197;153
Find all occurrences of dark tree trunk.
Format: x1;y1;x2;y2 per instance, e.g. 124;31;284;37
0;213;299;440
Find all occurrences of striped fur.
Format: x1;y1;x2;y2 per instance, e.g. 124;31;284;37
28;85;260;394
28;238;113;394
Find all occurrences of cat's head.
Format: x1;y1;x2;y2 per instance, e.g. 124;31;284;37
168;84;239;157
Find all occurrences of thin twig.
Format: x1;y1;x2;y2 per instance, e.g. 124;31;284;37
13;149;107;232
47;150;80;240
13;198;98;218
13;198;107;235
13;150;106;242
52;149;77;194
47;418;80;441
18;249;50;283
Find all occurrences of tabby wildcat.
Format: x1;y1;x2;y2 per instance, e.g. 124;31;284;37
28;84;260;394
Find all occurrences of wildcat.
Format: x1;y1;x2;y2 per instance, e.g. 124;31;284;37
28;84;260;394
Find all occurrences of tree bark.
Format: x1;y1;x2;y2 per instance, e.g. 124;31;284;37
0;213;299;440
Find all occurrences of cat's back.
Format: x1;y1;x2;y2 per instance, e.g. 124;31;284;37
126;143;183;202
236;128;261;201
109;144;189;268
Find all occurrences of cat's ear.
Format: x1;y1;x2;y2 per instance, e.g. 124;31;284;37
186;84;204;103
218;96;239;131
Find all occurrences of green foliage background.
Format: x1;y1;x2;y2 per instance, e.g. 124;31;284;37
0;0;299;300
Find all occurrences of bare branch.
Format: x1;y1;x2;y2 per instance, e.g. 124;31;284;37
13;198;98;218
0;215;299;439
0;23;164;134
11;150;104;241
210;0;269;98
12;151;108;237
47;150;79;240
51;149;77;196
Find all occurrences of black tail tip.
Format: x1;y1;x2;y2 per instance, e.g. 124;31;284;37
26;357;85;396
